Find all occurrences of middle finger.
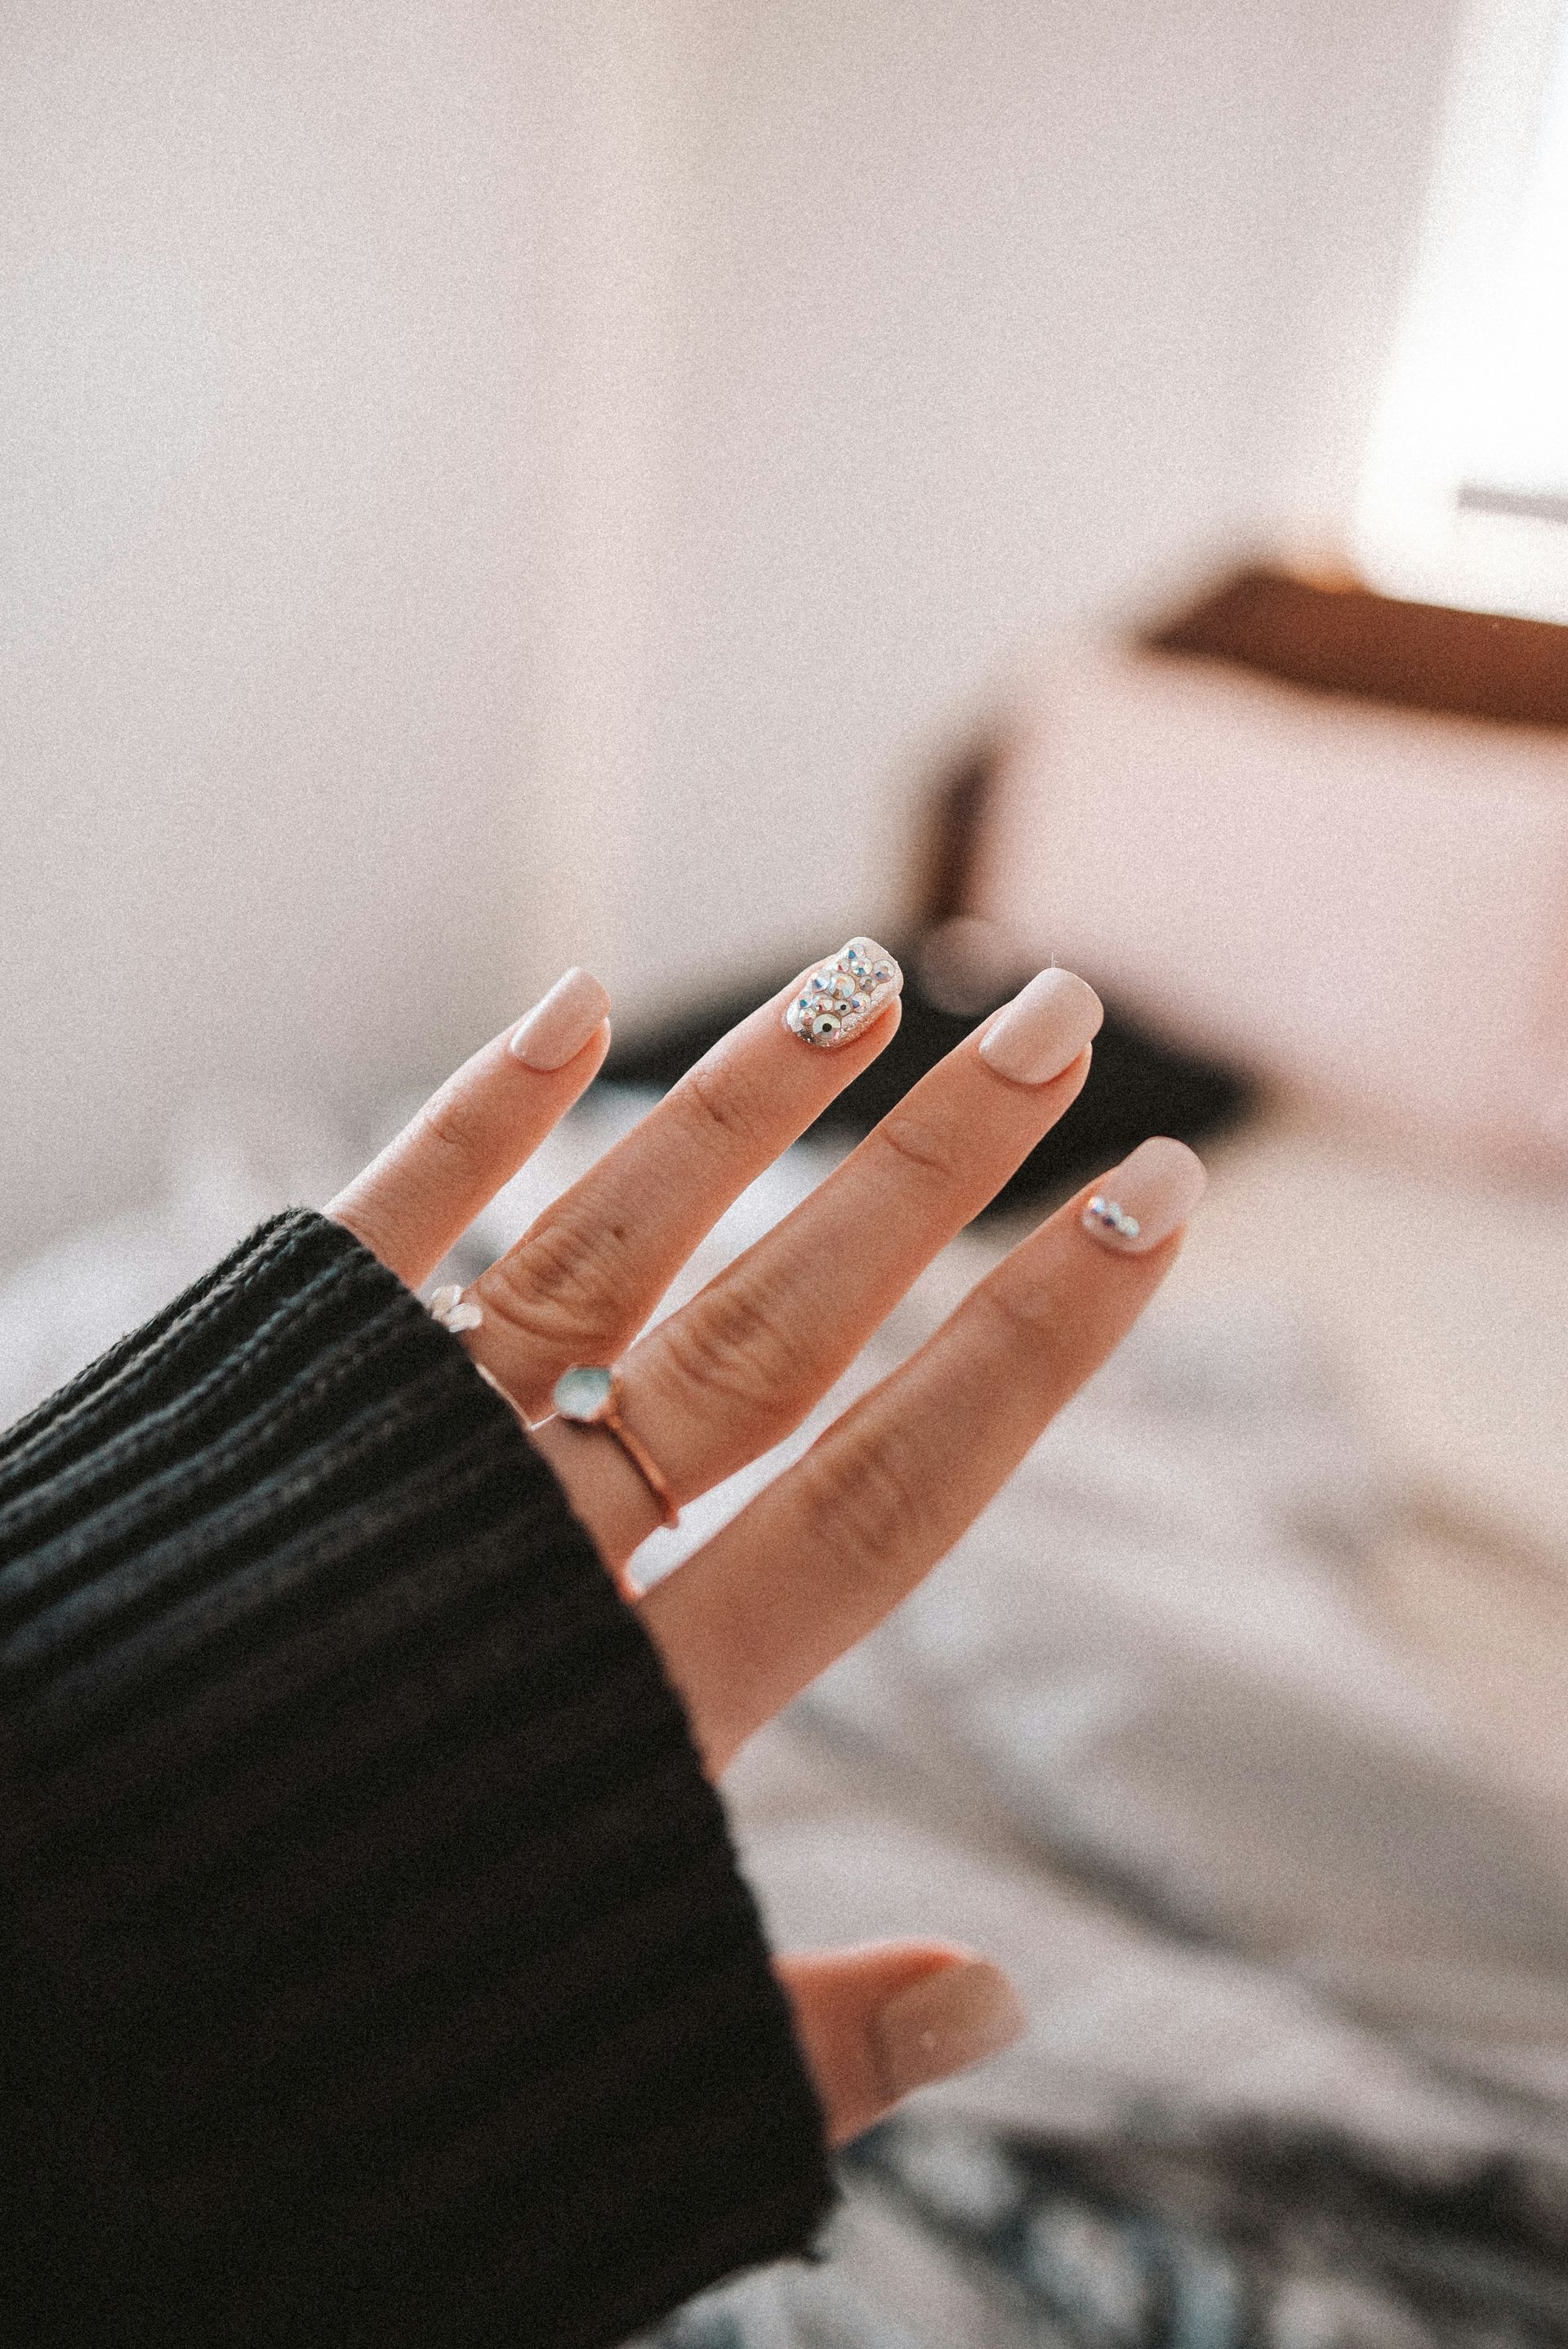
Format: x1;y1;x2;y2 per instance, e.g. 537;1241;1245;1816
534;967;1103;1564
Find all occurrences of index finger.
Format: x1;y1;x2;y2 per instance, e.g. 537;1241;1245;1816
328;969;612;1288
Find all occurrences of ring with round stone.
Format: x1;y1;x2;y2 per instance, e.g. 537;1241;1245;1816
551;1364;679;1531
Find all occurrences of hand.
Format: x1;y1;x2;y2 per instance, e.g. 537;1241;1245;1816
328;946;1204;2145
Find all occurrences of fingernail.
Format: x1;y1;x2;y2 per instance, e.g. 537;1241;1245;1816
509;969;611;1071
871;1960;1026;2101
978;967;1102;1086
1081;1134;1206;1254
785;938;903;1050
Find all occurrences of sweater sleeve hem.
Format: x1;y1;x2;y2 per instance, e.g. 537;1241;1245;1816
0;1208;836;2348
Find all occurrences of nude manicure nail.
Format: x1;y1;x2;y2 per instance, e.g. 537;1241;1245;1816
871;1960;1027;2102
1081;1134;1206;1255
978;967;1102;1086
784;937;903;1050
509;969;611;1071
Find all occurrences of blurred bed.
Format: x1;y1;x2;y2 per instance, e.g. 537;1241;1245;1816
5;572;1567;2346
634;1095;1568;2347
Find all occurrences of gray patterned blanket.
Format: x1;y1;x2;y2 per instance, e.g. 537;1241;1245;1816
3;1090;1564;2345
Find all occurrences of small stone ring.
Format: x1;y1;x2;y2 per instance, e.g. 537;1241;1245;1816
551;1365;680;1531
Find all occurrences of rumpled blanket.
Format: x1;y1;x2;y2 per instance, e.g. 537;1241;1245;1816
561;1107;1568;2347
5;1090;1566;2344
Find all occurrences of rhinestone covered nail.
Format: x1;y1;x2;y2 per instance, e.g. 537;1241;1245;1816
785;938;902;1050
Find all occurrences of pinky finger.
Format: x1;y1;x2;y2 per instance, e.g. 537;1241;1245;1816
777;1942;1026;2147
646;1139;1205;1772
328;969;612;1290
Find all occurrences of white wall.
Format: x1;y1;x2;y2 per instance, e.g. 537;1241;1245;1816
0;0;547;1259
575;0;1466;1018
0;0;1462;1266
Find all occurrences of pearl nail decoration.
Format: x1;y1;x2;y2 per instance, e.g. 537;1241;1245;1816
785;938;902;1049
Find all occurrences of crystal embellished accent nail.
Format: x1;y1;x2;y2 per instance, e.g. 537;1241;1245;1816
784;938;902;1049
1080;1137;1206;1255
429;1283;483;1334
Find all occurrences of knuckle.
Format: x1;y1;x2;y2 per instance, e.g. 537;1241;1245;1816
673;1057;769;1160
796;1427;924;1579
973;1270;1055;1348
479;1208;629;1362
870;1105;957;1184
987;1228;1081;1331
657;1278;812;1433
415;1081;486;1166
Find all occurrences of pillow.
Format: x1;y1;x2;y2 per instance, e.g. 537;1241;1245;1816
973;639;1568;1166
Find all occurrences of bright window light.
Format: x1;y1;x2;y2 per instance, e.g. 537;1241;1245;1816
1356;0;1568;618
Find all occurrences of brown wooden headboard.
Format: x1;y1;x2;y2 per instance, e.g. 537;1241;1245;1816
911;564;1568;934
1143;564;1568;729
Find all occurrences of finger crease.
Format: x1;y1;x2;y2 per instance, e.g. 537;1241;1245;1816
870;1112;954;1182
677;1059;766;1158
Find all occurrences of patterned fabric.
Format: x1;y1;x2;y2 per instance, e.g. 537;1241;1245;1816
644;2114;1568;2347
601;1128;1568;2349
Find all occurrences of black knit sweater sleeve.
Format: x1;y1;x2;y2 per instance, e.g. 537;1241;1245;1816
0;1209;835;2348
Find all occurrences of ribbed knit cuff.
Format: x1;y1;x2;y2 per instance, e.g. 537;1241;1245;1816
0;1210;835;2348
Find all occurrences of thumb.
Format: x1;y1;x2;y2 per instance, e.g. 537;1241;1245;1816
775;1941;1026;2147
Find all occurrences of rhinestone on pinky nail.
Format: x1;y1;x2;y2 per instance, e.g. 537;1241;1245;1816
785;938;902;1050
1083;1194;1141;1241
